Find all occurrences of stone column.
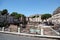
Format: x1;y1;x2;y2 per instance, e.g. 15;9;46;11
2;27;4;31
18;27;20;33
41;28;44;35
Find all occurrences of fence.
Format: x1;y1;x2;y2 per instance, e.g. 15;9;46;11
0;26;60;39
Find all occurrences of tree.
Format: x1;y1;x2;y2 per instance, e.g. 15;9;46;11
1;9;8;15
15;14;23;19
0;9;8;28
10;12;26;28
10;12;18;16
32;16;36;18
0;16;8;28
10;12;24;19
0;11;2;15
41;14;52;21
32;15;39;18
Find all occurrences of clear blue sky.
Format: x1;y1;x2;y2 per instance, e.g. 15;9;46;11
0;0;60;16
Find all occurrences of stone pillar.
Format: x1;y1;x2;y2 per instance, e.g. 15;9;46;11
18;27;20;33
41;28;44;35
2;27;4;31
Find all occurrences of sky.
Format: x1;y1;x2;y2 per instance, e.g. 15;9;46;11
0;0;60;16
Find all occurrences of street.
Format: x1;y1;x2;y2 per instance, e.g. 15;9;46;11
0;33;59;40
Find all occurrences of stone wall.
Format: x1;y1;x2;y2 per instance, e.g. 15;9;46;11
9;24;18;32
47;13;60;24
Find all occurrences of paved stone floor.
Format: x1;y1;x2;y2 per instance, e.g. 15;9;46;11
0;33;59;40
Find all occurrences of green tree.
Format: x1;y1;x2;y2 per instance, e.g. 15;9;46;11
0;20;8;29
32;15;39;18
10;12;18;16
15;14;24;19
0;9;8;29
41;14;52;21
10;12;26;28
1;9;8;15
32;16;36;18
10;12;24;19
0;11;2;15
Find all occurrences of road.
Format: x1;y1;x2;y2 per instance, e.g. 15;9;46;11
0;33;59;40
